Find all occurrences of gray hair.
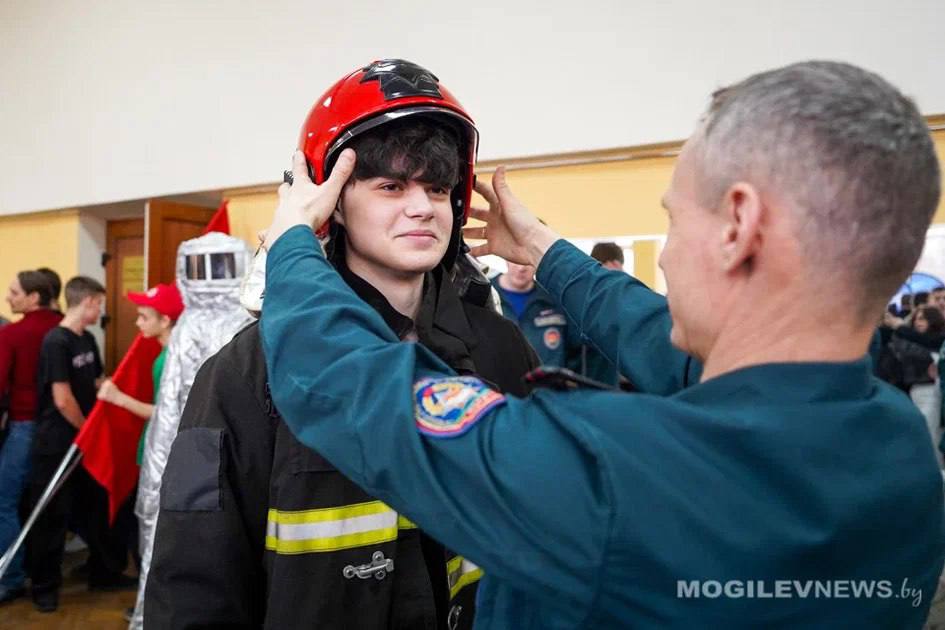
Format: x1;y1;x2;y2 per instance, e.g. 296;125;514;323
698;61;940;316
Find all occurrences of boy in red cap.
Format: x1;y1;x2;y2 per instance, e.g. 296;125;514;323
97;283;183;459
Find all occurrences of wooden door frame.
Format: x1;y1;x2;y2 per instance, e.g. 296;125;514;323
146;200;216;286
105;218;145;373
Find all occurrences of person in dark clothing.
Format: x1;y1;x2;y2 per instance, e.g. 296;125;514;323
145;61;538;630
0;270;62;604
27;276;134;612
880;305;945;389
493;261;582;368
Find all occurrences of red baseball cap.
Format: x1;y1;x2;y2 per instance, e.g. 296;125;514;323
127;283;184;321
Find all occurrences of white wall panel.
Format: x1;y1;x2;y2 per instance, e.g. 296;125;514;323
2;0;942;215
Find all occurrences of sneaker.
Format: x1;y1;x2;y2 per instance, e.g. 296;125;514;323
88;573;137;592
0;585;25;605
64;535;88;553
32;589;58;613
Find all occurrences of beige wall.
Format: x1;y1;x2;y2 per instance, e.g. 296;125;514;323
3;125;943;318
225;125;945;290
0;209;80;320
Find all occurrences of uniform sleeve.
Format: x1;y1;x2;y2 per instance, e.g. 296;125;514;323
536;239;700;395
144;353;274;628
261;227;613;614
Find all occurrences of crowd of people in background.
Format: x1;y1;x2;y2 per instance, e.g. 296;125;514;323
877;285;945;469
0;269;182;616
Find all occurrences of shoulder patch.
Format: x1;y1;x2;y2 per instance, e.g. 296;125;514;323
542;327;562;350
414;376;505;438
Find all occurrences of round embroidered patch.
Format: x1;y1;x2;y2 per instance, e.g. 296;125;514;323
543;327;562;350
414;376;506;438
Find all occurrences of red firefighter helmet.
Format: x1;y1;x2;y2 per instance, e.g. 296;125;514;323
298;59;479;234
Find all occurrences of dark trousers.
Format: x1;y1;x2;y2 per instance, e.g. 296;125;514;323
27;450;127;593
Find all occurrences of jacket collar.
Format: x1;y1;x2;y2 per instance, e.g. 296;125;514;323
336;260;477;373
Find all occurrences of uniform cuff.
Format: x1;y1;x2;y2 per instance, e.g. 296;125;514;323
268;225;321;265
535;239;598;297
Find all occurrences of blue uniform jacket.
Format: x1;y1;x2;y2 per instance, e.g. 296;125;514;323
493;276;620;386
262;226;945;629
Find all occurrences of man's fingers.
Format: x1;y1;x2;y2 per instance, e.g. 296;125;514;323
462;226;487;240
468;207;491;222
468;243;492;258
474;178;500;209
321;149;356;199
290;150;312;183
492;166;518;207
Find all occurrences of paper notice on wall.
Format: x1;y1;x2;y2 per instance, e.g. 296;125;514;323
121;256;145;294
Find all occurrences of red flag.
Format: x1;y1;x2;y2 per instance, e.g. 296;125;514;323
75;334;162;522
202;199;230;235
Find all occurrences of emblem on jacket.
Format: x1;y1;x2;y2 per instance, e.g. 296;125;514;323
413;376;505;437
361;59;442;100
543;327;562;350
533;313;567;327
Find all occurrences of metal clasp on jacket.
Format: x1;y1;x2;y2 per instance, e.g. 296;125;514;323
448;604;463;630
343;551;394;580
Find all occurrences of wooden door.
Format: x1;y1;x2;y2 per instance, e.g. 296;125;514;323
104;219;145;374
146;200;218;286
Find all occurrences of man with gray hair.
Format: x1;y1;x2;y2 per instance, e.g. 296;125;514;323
259;60;943;627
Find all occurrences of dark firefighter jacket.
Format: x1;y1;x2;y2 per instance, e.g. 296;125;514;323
144;263;538;629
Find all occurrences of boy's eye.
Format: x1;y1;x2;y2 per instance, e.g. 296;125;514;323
379;182;401;192
430;186;451;196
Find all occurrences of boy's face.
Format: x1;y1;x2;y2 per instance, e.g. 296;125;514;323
135;306;171;338
79;294;105;327
337;175;453;277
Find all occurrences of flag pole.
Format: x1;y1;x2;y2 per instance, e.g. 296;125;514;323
0;444;83;580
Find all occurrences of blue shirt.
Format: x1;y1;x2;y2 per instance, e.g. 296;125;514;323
261;226;944;628
495;283;533;320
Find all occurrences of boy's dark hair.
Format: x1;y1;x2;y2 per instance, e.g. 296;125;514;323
345;117;462;188
914;291;930;307
17;270;54;307
590;242;624;265
64;276;106;308
36;267;62;302
920;305;945;336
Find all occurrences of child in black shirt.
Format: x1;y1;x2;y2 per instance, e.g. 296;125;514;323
28;276;134;612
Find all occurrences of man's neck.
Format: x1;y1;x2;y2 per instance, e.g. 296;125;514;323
345;256;425;321
698;285;877;381
498;274;534;293
60;310;86;336
158;329;172;347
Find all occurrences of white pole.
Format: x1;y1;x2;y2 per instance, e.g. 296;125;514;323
0;444;83;580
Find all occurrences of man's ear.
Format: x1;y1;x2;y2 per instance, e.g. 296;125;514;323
719;182;764;273
160;314;173;330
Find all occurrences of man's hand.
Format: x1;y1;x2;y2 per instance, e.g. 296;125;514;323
463;167;559;267
263;149;356;251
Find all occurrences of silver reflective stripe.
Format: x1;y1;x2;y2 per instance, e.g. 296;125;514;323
267;510;397;541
